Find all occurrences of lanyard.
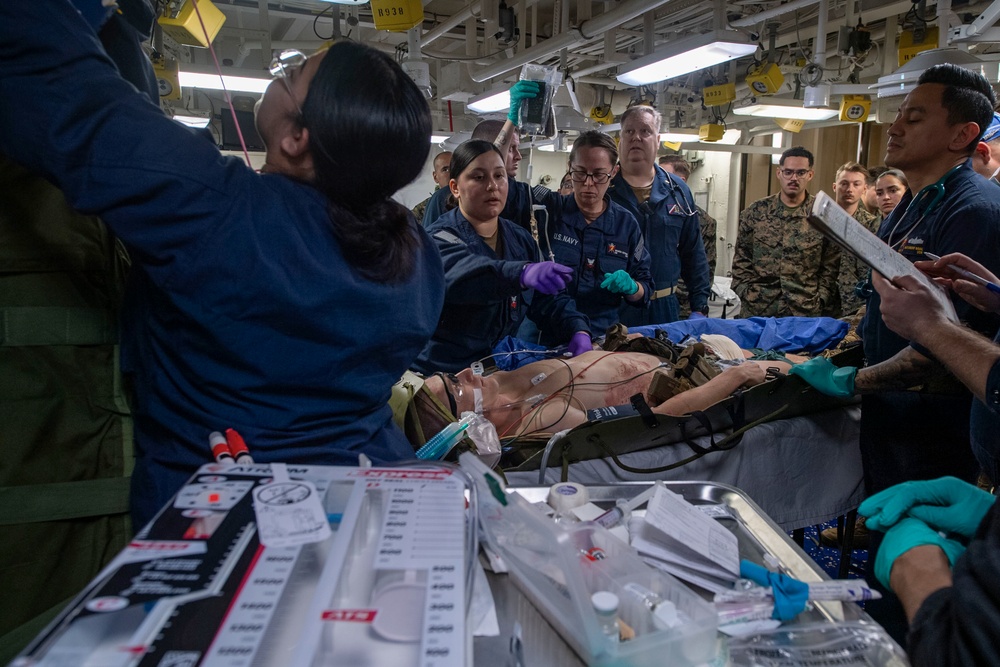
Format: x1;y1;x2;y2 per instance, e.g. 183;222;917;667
885;163;964;250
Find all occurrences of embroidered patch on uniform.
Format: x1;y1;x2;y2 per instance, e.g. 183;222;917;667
554;232;579;246
668;203;684;215
606;243;628;258
433;230;463;245
585;258;596;269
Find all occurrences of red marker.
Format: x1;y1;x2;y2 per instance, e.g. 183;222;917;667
208;431;234;465
225;428;254;464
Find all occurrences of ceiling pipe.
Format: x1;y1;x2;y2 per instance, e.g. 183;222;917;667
730;0;821;28
422;0;543;48
469;0;674;82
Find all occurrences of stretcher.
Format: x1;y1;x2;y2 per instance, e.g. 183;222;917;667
499;344;864;531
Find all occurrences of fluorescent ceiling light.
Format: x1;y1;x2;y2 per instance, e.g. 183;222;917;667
732;102;839;121
467;87;511;114
871;48;1000;99
660;132;700;142
430;134;450;143
617;31;757;86
179;70;270;94
173;114;211;128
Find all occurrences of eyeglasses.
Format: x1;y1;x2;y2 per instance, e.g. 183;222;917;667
268;48;336;164
269;49;308;116
779;168;812;178
570;170;612;184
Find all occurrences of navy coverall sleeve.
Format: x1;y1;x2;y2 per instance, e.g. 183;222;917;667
985;357;1000;415
529;292;591;343
907;501;1000;666
673;184;711;312
0;0;249;285
430;228;526;303
624;213;653;309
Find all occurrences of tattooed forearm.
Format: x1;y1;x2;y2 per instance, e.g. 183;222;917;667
855;347;943;393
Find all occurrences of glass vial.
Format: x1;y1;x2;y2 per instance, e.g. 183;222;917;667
591;591;621;643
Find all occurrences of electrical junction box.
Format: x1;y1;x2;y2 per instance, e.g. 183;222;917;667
699;123;725;142
157;0;226;48
774;118;804;133
152;55;181;101
839;95;871;122
589;105;614;124
370;0;424;32
898;27;940;67
702;83;736;107
745;63;784;95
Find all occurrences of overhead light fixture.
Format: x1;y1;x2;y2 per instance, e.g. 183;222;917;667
871;48;1000;99
179;69;270;94
173;114;211;128
660;131;700;142
617;30;758;86
430;134;451;144
732;100;839;121
467;87;511;114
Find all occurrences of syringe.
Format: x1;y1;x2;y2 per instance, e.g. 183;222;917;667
591;482;661;530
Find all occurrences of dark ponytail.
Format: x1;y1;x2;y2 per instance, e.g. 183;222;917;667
302;41;432;283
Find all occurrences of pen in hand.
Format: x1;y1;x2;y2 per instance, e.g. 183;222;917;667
922;253;1000;295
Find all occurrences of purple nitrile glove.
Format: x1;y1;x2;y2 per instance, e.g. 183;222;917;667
689;311;707;320
567;332;593;357
521;261;573;295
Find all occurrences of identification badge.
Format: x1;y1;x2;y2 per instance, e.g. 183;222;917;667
253;463;331;548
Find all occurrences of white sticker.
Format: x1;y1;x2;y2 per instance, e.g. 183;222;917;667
530;372;547;386
253;476;331;548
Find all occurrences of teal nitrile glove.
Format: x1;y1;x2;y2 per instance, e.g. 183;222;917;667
874;517;966;589
860;476;997;538
507;80;541;126
787;357;857;398
738;559;809;621
601;270;639;296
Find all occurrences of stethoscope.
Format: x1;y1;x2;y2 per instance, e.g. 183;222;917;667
662;171;698;217
884;163;964;250
856;162;964;300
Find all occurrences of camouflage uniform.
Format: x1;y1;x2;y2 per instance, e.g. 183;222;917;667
836;206;879;318
732;192;841;317
676;206;718;317
411;195;431;225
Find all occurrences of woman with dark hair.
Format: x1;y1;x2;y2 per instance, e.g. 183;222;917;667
0;4;445;527
413;140;572;374
875;169;909;218
531;130;653;355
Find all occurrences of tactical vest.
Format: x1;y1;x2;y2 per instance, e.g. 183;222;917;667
0;158;133;662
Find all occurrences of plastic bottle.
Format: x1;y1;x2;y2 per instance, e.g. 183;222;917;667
591;591;621;644
622;582;680;630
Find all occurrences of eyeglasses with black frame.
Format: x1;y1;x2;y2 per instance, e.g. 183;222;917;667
570;170;612;184
779;168;812;178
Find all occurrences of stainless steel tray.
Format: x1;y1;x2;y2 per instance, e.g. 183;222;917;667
473;480;867;665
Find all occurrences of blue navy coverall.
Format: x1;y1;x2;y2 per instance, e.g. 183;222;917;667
971;331;1000;484
532;191;652;343
608;165;711;325
859;159;1000;640
413;208;541;373
422;176;533;230
0;0;445;527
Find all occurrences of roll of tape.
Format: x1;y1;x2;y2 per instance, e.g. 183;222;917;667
547;482;589;512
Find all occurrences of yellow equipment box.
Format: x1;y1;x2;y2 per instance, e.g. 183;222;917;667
153;55;182;101
839;95;871;122
370;0;424;32
699;123;725;142
158;0;226;48
898;27;939;67
703;82;736;107
746;63;784;95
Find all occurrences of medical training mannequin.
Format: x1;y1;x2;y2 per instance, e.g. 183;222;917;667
413;141;572;374
0;4;446;528
419;346;805;439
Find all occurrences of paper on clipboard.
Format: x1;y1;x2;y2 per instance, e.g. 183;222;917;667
808;192;957;321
